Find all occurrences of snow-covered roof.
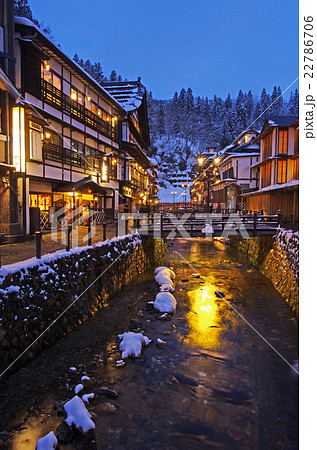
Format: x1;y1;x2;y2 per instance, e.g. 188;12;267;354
14;16;125;114
102;80;145;112
243;179;299;196
266;115;298;128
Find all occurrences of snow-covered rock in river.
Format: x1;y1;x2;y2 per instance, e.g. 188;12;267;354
154;292;177;313
155;266;175;279
118;331;151;358
82;393;94;403
159;283;175;293
64;395;95;434
155;269;174;288
75;383;84;394
36;431;58;449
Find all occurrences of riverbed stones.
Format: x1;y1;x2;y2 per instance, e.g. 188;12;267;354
97;387;119;399
215;290;225;298
94;402;116;415
156;339;166;348
56;420;73;443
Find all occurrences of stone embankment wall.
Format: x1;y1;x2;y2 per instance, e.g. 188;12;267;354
0;235;165;375
230;229;299;315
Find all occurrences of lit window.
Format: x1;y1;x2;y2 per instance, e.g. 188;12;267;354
278;130;288;154
277;160;287;184
70;88;77;101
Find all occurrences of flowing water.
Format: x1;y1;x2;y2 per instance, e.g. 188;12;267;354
0;238;298;449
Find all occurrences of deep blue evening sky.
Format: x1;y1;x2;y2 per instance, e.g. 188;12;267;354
29;0;299;100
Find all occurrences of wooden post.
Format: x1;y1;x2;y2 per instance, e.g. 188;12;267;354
160;213;164;238
116;218;119;237
103;222;107;240
253;210;257;237
277;209;282;227
66;225;72;251
35;231;42;259
88;216;92;245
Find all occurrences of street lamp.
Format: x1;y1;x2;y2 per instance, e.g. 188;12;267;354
198;156;204;165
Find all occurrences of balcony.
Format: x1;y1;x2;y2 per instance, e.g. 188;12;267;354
41;79;117;140
42;142;100;170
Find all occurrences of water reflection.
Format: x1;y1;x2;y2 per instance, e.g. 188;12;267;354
187;285;221;349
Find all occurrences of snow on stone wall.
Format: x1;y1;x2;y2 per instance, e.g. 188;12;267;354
275;227;299;281
0;235;165;376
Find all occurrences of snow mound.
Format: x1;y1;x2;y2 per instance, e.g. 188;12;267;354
64;395;95;433
154;292;177;313
118;331;151;358
82;393;94;403
202;224;214;234
160;283;175;293
36;431;58;449
155;266;175;279
155;269;174;288
75;383;84;394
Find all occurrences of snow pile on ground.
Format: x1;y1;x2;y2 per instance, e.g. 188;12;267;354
155;267;175;289
36;431;58;449
155;266;175;279
75;383;84;394
118;331;151;358
82;393;94;403
202;224;214;235
159;283;175;293
64;395;95;434
275;227;299;281
154;291;177;313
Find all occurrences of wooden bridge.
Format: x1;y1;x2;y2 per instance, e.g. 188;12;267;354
128;211;282;238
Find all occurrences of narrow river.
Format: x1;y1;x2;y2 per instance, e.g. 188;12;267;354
0;238;298;449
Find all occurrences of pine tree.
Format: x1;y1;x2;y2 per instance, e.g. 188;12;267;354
110;70;118;81
235;89;247;131
245;90;254;123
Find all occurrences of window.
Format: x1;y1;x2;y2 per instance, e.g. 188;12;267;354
278;129;288;154
294;128;299;154
262;133;272;160
277;160;287;184
293;157;299;180
43;129;62;147
42;66;61;90
29;194;52;211
261;162;271;187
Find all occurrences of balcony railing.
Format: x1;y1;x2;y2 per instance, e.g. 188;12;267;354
41;79;117;140
43;142;100;170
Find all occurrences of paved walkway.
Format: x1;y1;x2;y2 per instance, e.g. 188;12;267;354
0;224;117;267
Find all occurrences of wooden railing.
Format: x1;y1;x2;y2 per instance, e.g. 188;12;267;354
127;211;282;238
41;79;117;140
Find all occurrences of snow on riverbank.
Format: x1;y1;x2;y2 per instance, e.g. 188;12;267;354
275;227;299;281
154;291;177;313
36;431;58;449
64;395;95;434
118;331;151;358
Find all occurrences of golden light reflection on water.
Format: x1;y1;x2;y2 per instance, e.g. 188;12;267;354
187;285;221;349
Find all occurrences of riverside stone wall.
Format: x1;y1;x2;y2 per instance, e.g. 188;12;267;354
0;235;166;375
230;229;299;316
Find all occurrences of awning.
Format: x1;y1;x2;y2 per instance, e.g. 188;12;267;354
53;176;113;195
121;141;152;168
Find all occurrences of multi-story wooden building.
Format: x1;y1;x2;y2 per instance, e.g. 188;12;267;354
0;0;21;240
242;116;299;224
102;80;158;211
0;14;156;239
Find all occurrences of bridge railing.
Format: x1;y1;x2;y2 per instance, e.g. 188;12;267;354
139;210;282;238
